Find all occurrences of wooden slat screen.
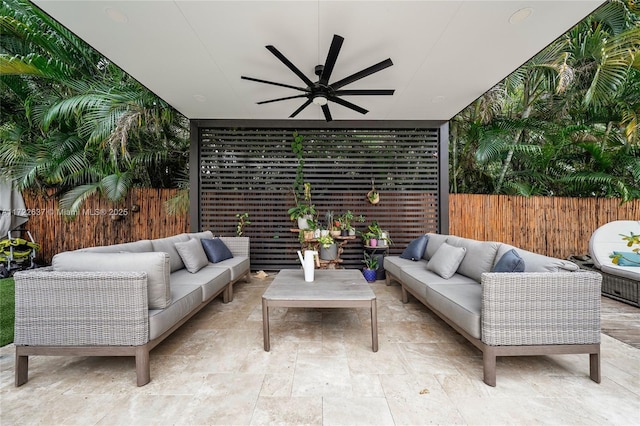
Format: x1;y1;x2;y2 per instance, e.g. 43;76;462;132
197;126;442;270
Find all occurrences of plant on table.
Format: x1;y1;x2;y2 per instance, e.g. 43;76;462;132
338;210;365;235
288;182;316;228
317;233;335;248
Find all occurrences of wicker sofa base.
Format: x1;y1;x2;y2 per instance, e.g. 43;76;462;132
15;272;249;387
387;271;601;387
568;255;639;307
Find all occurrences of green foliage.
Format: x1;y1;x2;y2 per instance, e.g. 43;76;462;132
450;0;640;200
317;233;335;248
0;278;15;347
362;252;379;270
236;212;250;236
0;0;189;213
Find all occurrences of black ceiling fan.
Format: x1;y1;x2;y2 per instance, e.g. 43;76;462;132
241;34;394;122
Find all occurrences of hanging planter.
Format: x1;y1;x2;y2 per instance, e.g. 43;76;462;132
367;178;380;204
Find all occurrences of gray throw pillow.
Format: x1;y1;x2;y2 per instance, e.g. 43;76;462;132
426;242;466;279
201;238;234;263
400;235;429;261
175;238;209;273
492;248;525;272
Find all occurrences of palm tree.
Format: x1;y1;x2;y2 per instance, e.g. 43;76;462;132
450;0;640;200
0;0;189;213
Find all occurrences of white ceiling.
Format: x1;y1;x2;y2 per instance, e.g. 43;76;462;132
33;0;604;122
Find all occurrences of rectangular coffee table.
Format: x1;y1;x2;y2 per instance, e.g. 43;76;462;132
262;269;378;352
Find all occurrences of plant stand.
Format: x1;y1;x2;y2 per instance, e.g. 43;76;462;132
292;230;356;269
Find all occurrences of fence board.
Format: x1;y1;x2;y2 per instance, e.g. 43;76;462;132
16;191;639;265
449;194;640;259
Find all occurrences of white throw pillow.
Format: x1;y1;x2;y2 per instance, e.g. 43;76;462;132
174;238;209;273
426;242;467;279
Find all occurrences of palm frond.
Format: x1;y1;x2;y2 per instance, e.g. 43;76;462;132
59;183;101;216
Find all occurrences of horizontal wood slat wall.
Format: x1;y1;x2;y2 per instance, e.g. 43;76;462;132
198;127;442;270
17;191;638;266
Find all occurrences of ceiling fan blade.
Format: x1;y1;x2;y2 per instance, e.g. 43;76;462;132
321;104;333;122
289;99;313;118
330;58;393;90
334;89;395;96
266;45;314;87
257;94;309;105
241;76;307;92
328;95;368;115
320;34;344;86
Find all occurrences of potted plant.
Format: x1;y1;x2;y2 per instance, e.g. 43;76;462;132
366;221;384;246
367;178;380;204
235;212;250;236
338;210;363;236
317;233;338;260
288;182;316;229
362;251;379;282
325;211;341;237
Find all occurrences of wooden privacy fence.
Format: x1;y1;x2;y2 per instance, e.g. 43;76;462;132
449;194;639;259
22;189;189;263
18;191;639;265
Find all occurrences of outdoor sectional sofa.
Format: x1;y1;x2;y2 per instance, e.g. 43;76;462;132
385;233;602;387
13;231;250;387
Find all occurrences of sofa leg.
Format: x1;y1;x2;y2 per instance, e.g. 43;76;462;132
590;351;601;383
483;349;497;387
15;352;28;387
401;286;409;304
135;347;150;387
223;283;233;303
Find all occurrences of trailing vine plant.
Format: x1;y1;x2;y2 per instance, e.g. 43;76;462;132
291;131;306;201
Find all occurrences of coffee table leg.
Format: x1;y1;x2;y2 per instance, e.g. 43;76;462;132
371;299;378;352
262;298;270;352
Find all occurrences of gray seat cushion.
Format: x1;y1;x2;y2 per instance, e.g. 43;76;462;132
399;268;477;301
148;284;202;340
426;283;482;339
208;256;249;281
171;266;231;301
384;256;426;279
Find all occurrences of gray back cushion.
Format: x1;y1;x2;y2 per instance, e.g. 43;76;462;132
447;238;499;282
79;239;153;253
52;251;171;309
151;234;189;272
424;233;450;260
494;244;579;272
186;230;214;240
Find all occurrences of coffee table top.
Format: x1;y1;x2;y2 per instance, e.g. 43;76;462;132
263;269;375;301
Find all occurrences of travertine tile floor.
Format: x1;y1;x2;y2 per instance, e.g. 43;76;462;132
1;272;639;425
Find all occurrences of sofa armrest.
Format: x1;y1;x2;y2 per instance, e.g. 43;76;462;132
481;271;601;346
219;236;250;257
14;270;149;346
